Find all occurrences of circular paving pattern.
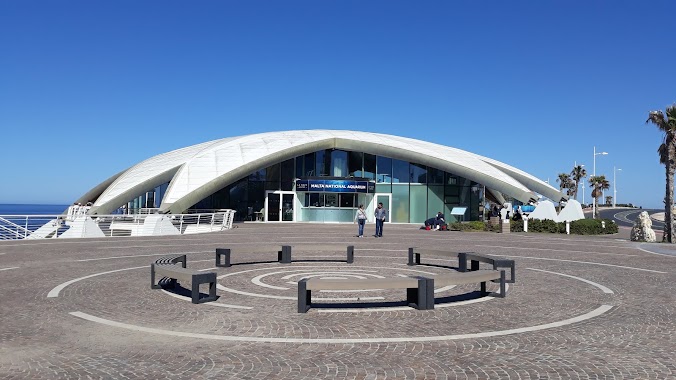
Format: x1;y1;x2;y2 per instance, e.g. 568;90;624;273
1;223;675;379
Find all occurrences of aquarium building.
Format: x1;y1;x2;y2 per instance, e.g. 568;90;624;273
76;130;565;223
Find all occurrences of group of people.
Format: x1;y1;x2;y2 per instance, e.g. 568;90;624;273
354;204;450;237
354;202;387;238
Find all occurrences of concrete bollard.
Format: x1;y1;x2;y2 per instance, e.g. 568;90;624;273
566;222;570;235
524;218;528;232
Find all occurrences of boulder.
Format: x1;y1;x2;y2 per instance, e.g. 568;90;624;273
630;211;656;242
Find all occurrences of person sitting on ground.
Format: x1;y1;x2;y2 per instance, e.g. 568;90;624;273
424;217;437;229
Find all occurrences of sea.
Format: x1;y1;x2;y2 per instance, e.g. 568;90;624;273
0;204;70;215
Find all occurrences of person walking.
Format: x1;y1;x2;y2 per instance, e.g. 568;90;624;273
374;202;387;237
354;204;366;237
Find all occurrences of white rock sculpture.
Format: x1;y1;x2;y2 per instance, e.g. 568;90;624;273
558;199;585;222
527;200;559;222
630;211;656;242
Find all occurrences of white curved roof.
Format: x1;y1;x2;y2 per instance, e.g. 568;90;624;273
85;130;564;214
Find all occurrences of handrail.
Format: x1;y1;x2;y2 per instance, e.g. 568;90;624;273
0;209;237;241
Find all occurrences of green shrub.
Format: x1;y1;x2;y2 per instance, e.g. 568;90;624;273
568;219;618;235
510;219;524;232
449;221;496;232
468;221;486;231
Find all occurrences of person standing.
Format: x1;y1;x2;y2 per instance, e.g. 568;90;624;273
354;204;366;237
374;202;387;237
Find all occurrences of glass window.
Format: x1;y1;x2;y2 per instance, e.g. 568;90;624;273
265;163;280;187
375;183;391;194
428;185;444;219
409;184;427;223
316;150;329;176
249;168;266;182
325;193;338;207
392;159;409;184
295;156;304;178
330;150;348;177
281;158;295;191
376;156;392;183
348;151;363;178
304;153;315;177
410;163;427;184
445;185;460;204
309;193;321;207
446;172;458;185
428;167;444;184
248;181;265;211
363;154;376;180
340;193;355;208
392;184;409;223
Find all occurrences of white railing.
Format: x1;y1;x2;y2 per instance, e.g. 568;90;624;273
0;210;236;241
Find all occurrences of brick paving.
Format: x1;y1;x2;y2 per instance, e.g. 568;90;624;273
1;223;675;379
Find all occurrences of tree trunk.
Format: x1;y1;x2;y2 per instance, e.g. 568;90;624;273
595;192;599;219
665;140;675;243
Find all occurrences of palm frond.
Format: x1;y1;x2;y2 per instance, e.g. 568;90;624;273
647;110;668;131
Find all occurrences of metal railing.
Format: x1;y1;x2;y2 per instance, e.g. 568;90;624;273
0;210;236;241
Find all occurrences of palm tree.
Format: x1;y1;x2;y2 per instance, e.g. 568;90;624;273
557;173;571;194
570;165;587;200
647;105;676;243
589;175;610;218
557;173;571;212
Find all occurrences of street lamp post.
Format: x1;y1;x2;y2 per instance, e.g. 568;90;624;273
613;167;622;207
593;146;608;219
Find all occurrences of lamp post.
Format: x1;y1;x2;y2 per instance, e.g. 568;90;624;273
613;167;622;207
593;146;609;219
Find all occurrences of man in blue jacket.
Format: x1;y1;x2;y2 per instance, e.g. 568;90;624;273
374;202;387;237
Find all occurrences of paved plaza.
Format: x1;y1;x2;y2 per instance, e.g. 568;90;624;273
1;223;675;379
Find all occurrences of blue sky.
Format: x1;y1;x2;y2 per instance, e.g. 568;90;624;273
1;1;674;208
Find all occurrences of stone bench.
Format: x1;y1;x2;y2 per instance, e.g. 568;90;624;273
215;246;292;267
289;245;355;264
150;263;217;304
407;247;463;267
154;254;186;267
459;253;515;283
216;245;354;267
429;270;506;309
298;276;431;313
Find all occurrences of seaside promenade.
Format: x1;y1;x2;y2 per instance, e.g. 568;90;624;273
0;223;675;379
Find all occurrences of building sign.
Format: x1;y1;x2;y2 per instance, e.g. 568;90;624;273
295;179;374;193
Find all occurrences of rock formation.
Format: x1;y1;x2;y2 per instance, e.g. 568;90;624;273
630;211;656;242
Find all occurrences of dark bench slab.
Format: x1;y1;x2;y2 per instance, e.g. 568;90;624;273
407;247;462;266
151;264;217;304
215;246;292;267
429;269;506;308
298;276;430;313
459;253;515;283
216;245;354;267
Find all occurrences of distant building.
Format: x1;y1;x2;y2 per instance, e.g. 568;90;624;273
75;130;565;223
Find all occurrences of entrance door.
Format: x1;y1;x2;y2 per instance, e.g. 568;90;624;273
265;191;295;222
374;193;391;223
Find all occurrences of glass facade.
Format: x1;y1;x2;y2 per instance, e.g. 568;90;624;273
132;148;486;223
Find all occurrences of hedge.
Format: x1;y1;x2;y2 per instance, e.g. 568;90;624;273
446;219;617;235
509;218;618;235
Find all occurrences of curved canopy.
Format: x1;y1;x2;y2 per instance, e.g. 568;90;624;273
83;130;565;214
